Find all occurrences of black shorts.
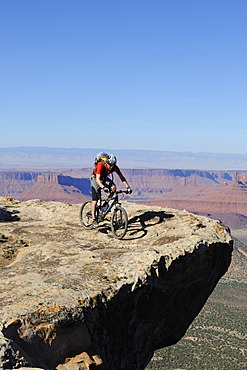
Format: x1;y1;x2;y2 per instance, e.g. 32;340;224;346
91;187;99;201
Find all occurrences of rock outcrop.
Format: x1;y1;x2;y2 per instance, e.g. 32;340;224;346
0;197;233;369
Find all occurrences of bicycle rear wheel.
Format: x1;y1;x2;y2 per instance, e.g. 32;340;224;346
111;206;128;239
80;200;97;229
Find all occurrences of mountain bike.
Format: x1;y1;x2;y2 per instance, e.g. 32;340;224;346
80;190;128;239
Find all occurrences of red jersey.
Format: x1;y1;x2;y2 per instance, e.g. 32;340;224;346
93;161;126;182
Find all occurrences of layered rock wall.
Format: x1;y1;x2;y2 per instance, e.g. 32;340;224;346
0;172;39;197
0;169;236;200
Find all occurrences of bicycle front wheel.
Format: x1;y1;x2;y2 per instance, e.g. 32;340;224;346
80;200;95;229
111;206;128;239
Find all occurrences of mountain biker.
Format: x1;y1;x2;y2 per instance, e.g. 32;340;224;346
91;153;132;228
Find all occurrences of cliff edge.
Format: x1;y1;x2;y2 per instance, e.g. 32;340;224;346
0;197;233;370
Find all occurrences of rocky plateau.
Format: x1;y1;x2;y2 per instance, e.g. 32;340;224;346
0;196;233;369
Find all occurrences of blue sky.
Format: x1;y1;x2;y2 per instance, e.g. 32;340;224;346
1;0;246;153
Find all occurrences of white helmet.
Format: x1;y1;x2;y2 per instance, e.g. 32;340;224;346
106;154;117;166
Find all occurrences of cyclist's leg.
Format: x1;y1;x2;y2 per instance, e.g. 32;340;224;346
92;200;98;220
91;177;101;221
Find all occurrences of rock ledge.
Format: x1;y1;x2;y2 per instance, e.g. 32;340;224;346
0;197;232;369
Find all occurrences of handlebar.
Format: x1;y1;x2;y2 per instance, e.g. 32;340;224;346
115;190;128;194
101;190;128;200
101;190;131;203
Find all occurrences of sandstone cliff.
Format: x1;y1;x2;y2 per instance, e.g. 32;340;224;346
0;197;232;369
17;174;90;204
0;169;236;201
0;172;39;198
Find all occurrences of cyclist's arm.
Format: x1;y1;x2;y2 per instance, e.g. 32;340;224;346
122;179;131;189
95;174;105;189
114;166;130;189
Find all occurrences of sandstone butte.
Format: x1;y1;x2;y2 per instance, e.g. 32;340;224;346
0;196;233;370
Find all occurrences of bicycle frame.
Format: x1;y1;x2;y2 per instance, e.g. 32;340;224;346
98;190;126;220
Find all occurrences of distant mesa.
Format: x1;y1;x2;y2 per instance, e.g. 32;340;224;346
3;168;235;204
17;174;90;203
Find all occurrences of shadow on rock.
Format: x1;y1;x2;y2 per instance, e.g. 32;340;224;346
0;207;20;222
96;211;174;240
126;211;175;240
